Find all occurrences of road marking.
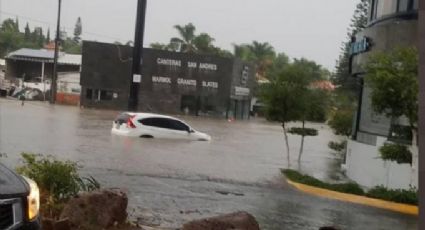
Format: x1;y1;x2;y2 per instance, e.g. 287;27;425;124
286;179;418;216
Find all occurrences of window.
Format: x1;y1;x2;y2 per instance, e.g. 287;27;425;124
169;119;190;131
398;0;409;11
140;118;171;129
376;0;397;18
139;118;189;131
100;90;113;100
413;0;418;9
371;0;415;21
86;89;93;99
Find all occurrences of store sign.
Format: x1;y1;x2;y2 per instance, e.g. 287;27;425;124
241;65;250;86
234;87;250;96
156;58;218;72
350;37;371;56
133;74;142;83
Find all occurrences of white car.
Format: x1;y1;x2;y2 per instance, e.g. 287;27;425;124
111;112;211;141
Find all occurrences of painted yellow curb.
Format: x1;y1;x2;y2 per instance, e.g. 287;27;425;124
286;179;418;216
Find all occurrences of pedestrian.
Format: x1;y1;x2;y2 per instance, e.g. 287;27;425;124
19;94;26;106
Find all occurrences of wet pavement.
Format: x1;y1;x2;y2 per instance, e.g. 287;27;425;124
0;99;418;229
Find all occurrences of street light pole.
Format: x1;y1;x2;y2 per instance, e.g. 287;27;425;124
418;0;425;228
128;0;147;111
50;0;62;104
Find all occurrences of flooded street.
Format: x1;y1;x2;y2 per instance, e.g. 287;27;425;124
0;99;418;229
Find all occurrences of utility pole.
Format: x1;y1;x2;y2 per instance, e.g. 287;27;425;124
418;0;425;228
50;0;62;104
128;0;147;111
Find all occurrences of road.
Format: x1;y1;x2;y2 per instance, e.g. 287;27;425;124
0;99;418;229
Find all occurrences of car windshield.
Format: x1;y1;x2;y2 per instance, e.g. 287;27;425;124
0;1;422;230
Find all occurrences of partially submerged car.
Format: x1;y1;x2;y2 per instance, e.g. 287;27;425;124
0;163;41;230
111;113;211;141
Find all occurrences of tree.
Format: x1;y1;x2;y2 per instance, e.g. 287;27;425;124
24;23;31;41
193;33;215;54
266;53;290;81
233;44;255;61
1;19;19;33
14;17;20;32
46;28;51;43
329;107;354;137
62;38;82;54
248;41;276;79
73;17;82;43
150;42;168;50
0;19;24;57
33;27;44;47
365;47;418;145
171;23;197;52
333;0;369;95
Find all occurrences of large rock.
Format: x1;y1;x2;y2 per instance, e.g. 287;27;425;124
60;189;128;229
183;211;260;230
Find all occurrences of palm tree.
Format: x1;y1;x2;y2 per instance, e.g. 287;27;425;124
248;41;276;79
193;33;215;54
170;23;197;52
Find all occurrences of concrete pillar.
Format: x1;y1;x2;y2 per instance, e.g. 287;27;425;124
41;62;45;100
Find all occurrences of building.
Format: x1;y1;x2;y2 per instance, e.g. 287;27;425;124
5;48;81;103
6;48;81;83
80;41;255;119
345;0;418;189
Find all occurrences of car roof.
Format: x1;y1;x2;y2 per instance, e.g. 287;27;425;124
124;112;182;121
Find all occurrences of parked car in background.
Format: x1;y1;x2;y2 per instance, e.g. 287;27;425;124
0;163;41;230
111;113;211;141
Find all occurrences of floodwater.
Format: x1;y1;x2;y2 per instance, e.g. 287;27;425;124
0;99;418;229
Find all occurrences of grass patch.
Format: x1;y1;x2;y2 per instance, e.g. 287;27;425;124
282;169;418;205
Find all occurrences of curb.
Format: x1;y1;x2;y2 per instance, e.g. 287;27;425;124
286;179;418;216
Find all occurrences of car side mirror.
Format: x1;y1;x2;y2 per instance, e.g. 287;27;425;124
188;128;195;133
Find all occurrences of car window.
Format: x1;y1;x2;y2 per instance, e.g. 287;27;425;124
169;119;189;131
139;118;170;129
115;113;131;124
140;118;189;131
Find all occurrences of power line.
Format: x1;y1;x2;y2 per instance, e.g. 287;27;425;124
0;10;128;43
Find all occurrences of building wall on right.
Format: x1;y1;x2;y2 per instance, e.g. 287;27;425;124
351;3;418;145
346;0;418;189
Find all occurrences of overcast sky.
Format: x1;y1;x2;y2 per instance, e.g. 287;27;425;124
0;0;357;70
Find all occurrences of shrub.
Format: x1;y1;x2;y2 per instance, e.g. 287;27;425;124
367;186;418;205
282;169;364;195
328;109;353;137
16;153;100;218
379;143;412;164
288;127;318;136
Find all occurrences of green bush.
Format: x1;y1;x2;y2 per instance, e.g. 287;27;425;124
328;141;346;152
16;153;100;218
282;169;364;195
288;127;318;136
367;186;418;205
379;143;412;164
328;109;353;137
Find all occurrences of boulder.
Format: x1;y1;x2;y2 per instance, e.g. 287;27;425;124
60;189;128;229
182;211;260;230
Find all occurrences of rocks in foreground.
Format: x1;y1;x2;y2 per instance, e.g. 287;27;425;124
183;211;260;230
60;189;128;230
50;188;260;230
